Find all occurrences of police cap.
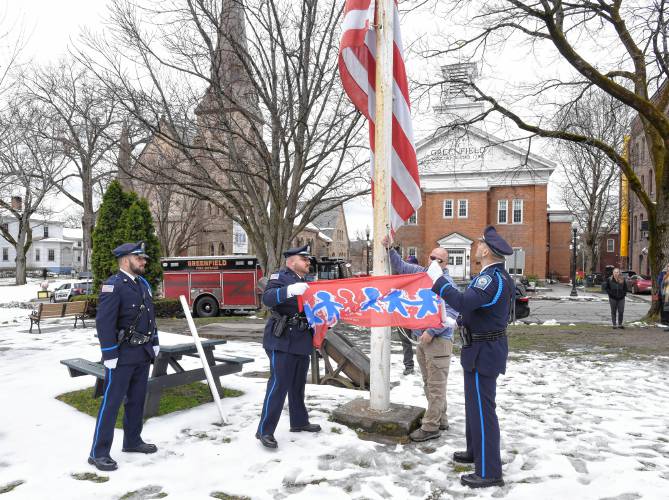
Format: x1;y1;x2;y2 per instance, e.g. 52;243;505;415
283;244;311;258
481;225;513;257
112;241;149;259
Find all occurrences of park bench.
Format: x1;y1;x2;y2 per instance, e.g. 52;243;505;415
29;301;88;334
60;339;254;417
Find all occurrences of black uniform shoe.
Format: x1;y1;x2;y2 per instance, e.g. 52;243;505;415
619;325;625;329
88;456;118;471
403;367;414;375
460;473;504;488
122;442;158;454
290;423;321;432
409;428;441;442
255;431;278;448
452;451;474;463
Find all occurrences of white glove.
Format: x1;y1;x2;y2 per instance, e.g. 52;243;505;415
286;282;309;298
103;358;118;370
426;261;443;283
443;316;457;330
153;346;160;357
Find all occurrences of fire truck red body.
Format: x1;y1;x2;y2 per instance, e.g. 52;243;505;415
161;256;262;317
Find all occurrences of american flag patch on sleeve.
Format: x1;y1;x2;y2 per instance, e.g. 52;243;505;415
101;285;114;293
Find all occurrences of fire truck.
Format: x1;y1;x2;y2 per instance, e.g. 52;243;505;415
161;256;263;317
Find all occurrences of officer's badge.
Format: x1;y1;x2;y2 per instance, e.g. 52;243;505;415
270;273;279;280
474;275;492;290
101;284;115;293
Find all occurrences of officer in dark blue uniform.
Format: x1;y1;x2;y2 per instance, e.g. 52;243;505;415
88;242;159;471
256;244;321;449
427;226;514;488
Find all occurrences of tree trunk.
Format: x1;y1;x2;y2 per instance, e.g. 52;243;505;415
646;188;669;319
81;168;95;272
14;222;29;286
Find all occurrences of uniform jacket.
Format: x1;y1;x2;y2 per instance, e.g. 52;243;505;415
388;248;458;340
603;276;628;300
432;262;513;376
262;267;313;356
97;272;159;365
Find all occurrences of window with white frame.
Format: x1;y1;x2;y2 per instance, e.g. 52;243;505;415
408;247;417;257
408;212;417;225
2;248;8;261
458;199;468;218
43;225;49;238
607;239;615;253
35;248;40;261
443;199;453;218
48;249;55;261
512;199;523;224
497;200;508;224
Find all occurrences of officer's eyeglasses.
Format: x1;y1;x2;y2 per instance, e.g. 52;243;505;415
429;256;443;263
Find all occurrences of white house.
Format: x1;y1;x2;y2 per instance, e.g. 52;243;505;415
0;216;84;274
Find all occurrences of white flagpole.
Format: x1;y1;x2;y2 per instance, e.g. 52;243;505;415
179;295;227;424
370;0;394;412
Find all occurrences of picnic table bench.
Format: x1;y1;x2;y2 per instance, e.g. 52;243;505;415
60;338;254;417
29;301;88;334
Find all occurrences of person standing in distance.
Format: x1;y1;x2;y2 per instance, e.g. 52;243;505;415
399;254;420;376
256;245;321;449
382;235;458;442
88;242;159;472
427;226;514;489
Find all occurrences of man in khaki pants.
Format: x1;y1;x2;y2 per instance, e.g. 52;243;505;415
383;236;458;442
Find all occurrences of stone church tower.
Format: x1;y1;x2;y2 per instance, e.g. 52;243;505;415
118;0;258;257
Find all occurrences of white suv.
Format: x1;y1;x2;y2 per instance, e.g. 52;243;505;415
51;281;93;303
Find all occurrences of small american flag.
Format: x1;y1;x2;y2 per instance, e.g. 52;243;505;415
339;0;421;231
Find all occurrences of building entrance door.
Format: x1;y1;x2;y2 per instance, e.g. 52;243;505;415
447;248;466;279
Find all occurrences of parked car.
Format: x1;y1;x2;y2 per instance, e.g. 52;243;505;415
513;282;530;320
629;274;652;294
51;280;93;303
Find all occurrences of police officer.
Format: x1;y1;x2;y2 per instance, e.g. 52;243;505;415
88;242;159;471
256;244;321;449
427;226;514;488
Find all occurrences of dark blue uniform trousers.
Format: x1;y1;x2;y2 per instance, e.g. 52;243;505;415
464;370;502;479
90;363;150;459
257;350;309;436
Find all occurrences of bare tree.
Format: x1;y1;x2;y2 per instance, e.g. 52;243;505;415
421;0;669;317
79;0;368;272
0;96;66;284
556;90;628;274
21;59;124;272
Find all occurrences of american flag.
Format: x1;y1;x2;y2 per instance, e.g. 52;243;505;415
339;0;421;231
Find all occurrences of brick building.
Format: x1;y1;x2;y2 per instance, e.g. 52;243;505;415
394;63;573;281
598;232;621;273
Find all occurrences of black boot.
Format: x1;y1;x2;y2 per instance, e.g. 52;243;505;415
255;431;278;448
122;442;158;454
460;473;504;488
88;456;118;471
453;450;474;463
290;423;321;432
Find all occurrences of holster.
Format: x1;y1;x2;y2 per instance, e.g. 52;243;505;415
459;326;472;348
271;310;288;338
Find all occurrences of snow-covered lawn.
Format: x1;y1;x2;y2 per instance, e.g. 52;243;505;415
1;317;668;499
0;278;83;304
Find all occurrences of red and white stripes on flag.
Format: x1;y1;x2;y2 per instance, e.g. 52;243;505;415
339;0;421;231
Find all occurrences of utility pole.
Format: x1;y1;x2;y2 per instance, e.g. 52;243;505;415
369;0;393;412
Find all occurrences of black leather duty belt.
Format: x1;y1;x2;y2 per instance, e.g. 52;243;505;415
471;330;506;342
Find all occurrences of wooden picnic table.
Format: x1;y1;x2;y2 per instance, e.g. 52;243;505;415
61;338;253;417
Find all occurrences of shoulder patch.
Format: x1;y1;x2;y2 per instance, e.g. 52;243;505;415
101;284;115;293
473;275;492;290
270;273;279;280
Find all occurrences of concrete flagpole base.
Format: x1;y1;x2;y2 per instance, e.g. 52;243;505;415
331;397;425;444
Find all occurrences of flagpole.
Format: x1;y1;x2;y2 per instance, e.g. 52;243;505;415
370;0;394;412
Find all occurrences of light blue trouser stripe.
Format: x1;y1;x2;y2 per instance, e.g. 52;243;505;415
91;367;113;458
259;351;278;435
475;371;486;478
276;289;280;304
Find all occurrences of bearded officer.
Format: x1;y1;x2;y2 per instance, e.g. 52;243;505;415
427;226;514;488
88;242;159;471
256;244;321;449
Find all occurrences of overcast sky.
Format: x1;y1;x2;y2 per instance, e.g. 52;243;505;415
3;0;565;239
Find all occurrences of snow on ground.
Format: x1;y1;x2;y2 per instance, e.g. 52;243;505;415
0;278;81;304
1;316;669;499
